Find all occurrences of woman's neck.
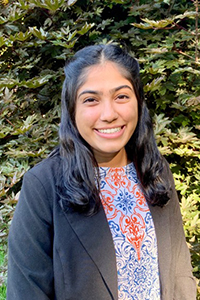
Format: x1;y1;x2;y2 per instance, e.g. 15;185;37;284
95;148;130;168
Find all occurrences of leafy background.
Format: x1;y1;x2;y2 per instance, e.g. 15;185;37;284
0;0;200;298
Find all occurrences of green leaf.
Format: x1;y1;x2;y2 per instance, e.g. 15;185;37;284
0;37;6;48
67;0;77;6
77;23;95;35
12;115;37;135
144;76;165;92
30;0;65;11
175;11;197;21
11;31;31;42
51;39;77;48
0;16;7;25
29;27;49;40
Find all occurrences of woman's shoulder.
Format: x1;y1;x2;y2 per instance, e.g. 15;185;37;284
24;149;62;188
162;156;176;190
158;156;181;214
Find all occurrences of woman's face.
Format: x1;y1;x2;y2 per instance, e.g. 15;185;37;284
75;61;138;167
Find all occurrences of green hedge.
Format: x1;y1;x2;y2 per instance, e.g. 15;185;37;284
0;0;200;297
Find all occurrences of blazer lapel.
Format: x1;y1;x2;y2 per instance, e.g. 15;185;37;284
149;203;171;297
61;202;118;300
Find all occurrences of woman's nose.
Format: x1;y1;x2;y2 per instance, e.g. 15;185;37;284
100;100;118;123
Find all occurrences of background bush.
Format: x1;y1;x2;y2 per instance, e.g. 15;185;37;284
0;0;200;297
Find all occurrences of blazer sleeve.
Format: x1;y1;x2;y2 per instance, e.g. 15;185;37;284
168;169;197;300
7;171;54;300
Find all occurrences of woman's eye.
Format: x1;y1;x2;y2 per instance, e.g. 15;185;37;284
117;94;129;100
83;98;96;103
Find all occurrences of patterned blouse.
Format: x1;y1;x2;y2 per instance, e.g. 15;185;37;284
98;163;161;300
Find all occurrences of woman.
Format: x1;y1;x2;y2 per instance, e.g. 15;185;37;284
7;44;196;300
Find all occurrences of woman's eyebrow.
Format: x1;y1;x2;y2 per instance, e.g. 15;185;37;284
78;90;99;98
77;84;133;99
111;85;133;93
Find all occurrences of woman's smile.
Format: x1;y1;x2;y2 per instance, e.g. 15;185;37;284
94;125;125;138
96;126;122;134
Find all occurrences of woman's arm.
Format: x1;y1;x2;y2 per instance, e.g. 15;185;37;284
168;168;197;300
7;171;54;300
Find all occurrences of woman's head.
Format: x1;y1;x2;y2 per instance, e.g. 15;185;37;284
60;44;145;164
62;44;143;120
58;44;170;211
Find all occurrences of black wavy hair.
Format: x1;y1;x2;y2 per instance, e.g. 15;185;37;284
56;44;171;214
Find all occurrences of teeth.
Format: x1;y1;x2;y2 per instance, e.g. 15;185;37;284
98;127;121;134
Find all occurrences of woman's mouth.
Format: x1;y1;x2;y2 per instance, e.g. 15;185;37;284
94;126;125;138
97;127;122;134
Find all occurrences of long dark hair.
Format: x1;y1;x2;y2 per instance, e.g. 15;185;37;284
56;44;171;214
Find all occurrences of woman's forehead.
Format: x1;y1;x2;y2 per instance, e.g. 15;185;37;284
77;61;132;90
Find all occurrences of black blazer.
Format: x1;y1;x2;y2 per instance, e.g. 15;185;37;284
7;155;196;300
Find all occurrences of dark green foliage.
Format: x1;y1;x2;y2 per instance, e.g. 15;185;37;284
0;246;7;300
0;0;199;297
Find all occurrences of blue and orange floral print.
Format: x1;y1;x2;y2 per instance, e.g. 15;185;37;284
99;163;160;300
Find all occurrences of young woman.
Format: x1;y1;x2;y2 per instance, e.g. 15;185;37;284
7;44;196;300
